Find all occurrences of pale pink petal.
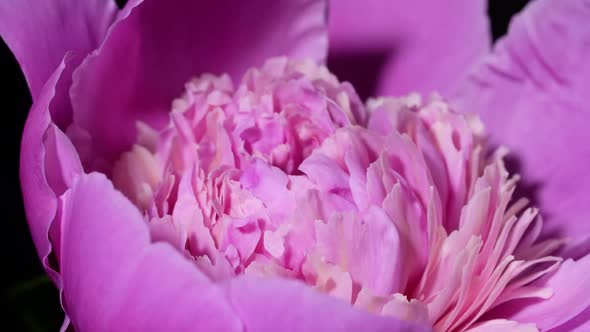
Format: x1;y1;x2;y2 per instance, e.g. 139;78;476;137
240;158;294;224
452;0;590;259
60;173;242;331
328;0;490;97
112;145;162;210
381;294;429;324
315;208;404;296
148;216;186;251
70;0;328;165
300;153;352;199
0;0;117;100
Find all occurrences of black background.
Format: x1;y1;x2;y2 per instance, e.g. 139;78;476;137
1;1;528;330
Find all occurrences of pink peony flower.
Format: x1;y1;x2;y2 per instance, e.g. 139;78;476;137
3;0;589;331
79;56;565;331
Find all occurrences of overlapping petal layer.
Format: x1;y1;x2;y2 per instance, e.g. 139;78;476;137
7;0;590;330
453;0;590;260
0;0;116;100
114;58;561;331
70;0;328;168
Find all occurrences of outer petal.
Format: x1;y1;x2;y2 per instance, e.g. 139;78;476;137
328;0;490;98
20;56;83;275
466;319;537;332
499;256;590;331
225;275;431;332
19;56;86;331
549;306;590;332
71;0;328;165
60;173;242;332
0;0;117;101
452;0;590;259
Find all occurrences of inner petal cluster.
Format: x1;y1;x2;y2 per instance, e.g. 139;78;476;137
113;58;560;331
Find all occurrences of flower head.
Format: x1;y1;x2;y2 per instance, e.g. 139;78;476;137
114;58;562;331
3;0;590;331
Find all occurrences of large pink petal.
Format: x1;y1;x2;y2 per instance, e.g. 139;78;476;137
549;306;590;332
225;275;431;332
328;0;490;98
60;173;242;331
452;0;590;259
0;0;117;101
496;255;590;331
71;0;328;166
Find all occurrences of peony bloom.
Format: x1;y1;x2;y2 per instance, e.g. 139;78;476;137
111;60;563;331
2;0;589;332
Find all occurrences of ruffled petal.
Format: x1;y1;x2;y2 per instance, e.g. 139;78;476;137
20;56;77;275
70;0;328;165
60;173;242;331
315;207;404;296
225;275;431;331
328;0;490;98
0;0;117;100
452;0;590;259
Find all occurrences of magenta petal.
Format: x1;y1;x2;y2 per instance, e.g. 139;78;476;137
71;0;328;164
20;58;69;270
43;124;83;196
60;173;242;331
21;51;89;278
225;275;431;332
501;256;590;330
549;306;590;332
328;0;490;97
0;0;117;100
452;0;590;259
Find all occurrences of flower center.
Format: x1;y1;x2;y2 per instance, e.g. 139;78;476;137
113;57;561;332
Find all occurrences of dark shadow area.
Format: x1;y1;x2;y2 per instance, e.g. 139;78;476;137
115;0;128;9
328;50;391;101
1;38;62;330
503;155;541;209
328;1;531;100
488;0;530;41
